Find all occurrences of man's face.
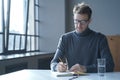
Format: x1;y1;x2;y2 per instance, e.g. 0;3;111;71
73;13;91;33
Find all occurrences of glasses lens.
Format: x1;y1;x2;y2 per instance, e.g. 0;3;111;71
74;19;88;25
80;20;87;24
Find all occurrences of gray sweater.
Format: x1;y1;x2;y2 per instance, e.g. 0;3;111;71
51;28;114;73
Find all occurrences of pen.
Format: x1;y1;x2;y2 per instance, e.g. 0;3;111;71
59;57;68;65
69;76;78;80
59;57;63;62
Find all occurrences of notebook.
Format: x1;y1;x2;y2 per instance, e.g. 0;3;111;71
51;71;86;77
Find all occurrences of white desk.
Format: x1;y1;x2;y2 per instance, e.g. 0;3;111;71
0;69;120;80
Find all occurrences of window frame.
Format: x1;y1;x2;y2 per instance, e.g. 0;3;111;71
0;0;40;55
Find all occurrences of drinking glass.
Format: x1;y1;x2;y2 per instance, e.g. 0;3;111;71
97;58;106;76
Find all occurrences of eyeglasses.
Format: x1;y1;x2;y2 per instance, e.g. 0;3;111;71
74;19;88;25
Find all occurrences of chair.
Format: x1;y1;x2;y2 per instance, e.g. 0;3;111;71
107;35;120;71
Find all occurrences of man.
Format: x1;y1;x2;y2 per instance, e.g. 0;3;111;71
50;2;114;73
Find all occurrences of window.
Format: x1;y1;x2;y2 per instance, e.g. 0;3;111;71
0;0;39;55
0;0;4;53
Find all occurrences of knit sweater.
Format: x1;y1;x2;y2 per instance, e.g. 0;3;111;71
51;28;114;73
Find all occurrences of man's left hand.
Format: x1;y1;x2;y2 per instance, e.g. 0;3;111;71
69;64;86;72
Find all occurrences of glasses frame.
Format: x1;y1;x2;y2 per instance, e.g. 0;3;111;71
74;19;89;25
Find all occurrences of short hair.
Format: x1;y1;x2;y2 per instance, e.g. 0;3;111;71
73;2;92;20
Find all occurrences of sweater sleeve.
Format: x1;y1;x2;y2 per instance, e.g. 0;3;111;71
86;35;114;73
50;35;66;71
86;64;97;73
99;36;114;72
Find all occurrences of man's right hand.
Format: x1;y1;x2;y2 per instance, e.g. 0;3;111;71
57;62;67;72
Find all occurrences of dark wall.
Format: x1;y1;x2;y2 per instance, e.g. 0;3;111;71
0;53;54;75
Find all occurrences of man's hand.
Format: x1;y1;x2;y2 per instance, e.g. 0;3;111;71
57;62;67;72
69;64;86;73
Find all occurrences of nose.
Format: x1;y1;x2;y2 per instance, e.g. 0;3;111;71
77;22;82;27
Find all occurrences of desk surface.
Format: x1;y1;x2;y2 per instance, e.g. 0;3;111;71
0;69;120;80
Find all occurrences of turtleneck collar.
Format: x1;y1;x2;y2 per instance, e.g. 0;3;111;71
75;28;92;37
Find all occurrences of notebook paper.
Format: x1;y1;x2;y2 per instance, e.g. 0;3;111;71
51;71;86;77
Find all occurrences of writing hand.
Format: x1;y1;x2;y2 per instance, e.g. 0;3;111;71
57;62;67;72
